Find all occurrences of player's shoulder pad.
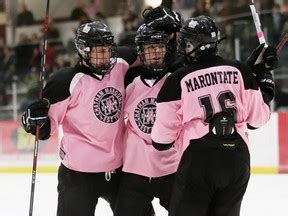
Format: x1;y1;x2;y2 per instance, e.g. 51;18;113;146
124;66;145;88
43;67;78;104
157;67;185;103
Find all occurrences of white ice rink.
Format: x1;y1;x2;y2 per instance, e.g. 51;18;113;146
1;173;288;216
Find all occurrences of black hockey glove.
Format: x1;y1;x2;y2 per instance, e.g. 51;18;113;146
257;71;275;102
246;43;278;74
246;44;277;101
142;6;182;34
21;98;50;134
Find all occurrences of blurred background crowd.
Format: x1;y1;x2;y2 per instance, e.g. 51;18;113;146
0;0;287;120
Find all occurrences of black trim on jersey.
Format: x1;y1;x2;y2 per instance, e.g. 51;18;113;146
157;54;260;103
156;68;182;103
233;60;259;90
140;72;167;88
43;67;78;104
117;46;138;66
152;141;174;151
125;66;168;88
124;66;143;88
75;62;105;80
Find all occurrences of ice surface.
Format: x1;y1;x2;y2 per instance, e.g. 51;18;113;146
1;173;287;216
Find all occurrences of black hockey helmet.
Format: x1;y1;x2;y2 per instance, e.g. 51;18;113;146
178;16;220;61
75;21;117;75
135;23;171;78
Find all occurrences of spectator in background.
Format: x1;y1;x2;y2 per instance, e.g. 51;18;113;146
191;0;214;17
47;20;60;40
0;46;15;74
16;2;35;26
70;0;87;21
83;0;101;20
20;66;40;112
0;46;16;105
118;11;142;47
95;12;106;23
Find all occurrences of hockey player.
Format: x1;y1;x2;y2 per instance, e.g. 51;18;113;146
124;5;183;86
114;23;180;216
21;21;139;216
151;16;278;216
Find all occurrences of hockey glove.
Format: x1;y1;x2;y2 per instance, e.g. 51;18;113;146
258;71;275;102
246;43;279;75
246;44;277;101
142;6;182;34
21;98;50;134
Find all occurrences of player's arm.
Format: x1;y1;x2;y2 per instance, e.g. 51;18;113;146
246;44;278;104
151;72;182;151
21;68;76;139
238;61;273;129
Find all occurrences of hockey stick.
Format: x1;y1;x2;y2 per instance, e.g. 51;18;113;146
29;0;50;215
276;33;288;54
249;0;268;64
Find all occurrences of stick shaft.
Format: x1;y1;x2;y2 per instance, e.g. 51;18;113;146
28;0;50;215
249;1;267;64
250;4;266;44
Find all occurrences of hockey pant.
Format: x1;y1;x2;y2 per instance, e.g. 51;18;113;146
169;133;250;216
114;172;175;216
57;163;122;216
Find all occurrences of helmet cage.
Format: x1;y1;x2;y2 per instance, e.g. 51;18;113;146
135;25;170;76
75;22;117;75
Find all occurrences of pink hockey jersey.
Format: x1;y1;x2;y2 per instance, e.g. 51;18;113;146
123;74;180;177
151;55;271;154
42;49;137;172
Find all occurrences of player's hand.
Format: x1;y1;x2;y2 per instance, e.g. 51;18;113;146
246;44;277;101
142;6;182;34
246;44;279;75
21;98;50;133
258;71;275;101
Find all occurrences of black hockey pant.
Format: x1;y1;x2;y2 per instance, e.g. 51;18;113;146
57;163;122;216
169;133;250;216
114;172;175;216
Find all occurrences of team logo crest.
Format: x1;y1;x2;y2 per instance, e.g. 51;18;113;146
93;87;122;123
134;97;157;133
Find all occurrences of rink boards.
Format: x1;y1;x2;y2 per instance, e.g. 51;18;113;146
0;112;287;173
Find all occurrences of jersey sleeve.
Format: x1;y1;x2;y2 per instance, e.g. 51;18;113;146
42;67;77;135
238;62;271;129
151;72;182;146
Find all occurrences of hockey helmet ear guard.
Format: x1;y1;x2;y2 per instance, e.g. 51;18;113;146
135;23;171;78
75;21;117;75
178;16;221;61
